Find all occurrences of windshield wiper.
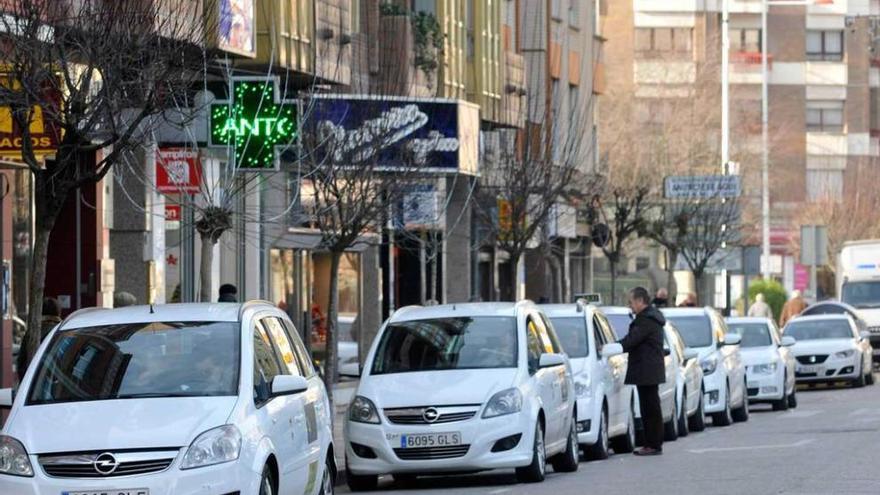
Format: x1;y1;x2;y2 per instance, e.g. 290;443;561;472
115;392;209;399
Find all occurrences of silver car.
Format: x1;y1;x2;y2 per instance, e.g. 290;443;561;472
726;317;798;410
785;314;874;387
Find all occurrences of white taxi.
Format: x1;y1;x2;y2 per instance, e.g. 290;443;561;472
726;317;798;410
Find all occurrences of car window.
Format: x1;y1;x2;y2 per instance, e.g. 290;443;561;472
668;326;686;358
253;324;285;405
27;321;240;405
606;313;632;339
526;318;544;373
727;322;773;348
540;314;565;354
548;316;589;358
592;315;606;354
597;313;618;343
665;315;713;348
283;319;315;377
532;314;558;354
263;317;303;377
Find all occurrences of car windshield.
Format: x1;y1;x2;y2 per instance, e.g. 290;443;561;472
371;317;517;374
727;323;773;348
606;314;632;339
665;315;713;348
548;317;588;358
27;321;240;405
841;281;880;309
785;320;854;341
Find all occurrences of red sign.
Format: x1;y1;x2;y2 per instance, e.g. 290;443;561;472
165;204;181;222
794;263;810;291
156;148;202;193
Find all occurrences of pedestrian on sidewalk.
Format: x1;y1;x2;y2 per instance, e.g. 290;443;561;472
748;293;774;318
679;292;697;307
779;290;807;327
114;291;137;308
218;284;238;303
619;287;667;456
652;288;669;308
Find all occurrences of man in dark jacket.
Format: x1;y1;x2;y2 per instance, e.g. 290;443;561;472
619;286;666;456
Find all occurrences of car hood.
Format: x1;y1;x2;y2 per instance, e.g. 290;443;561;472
358;369;519;408
857;308;880;325
740;346;779;367
6;397;237;454
791;339;856;356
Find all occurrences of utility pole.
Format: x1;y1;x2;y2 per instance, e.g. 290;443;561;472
761;0;771;279
721;0;730;171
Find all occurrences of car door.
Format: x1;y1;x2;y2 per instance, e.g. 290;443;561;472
263;316;325;495
659;329;677;418
596;312;627;428
770;321;795;393
251;319;308;495
529;314;566;447
713;312;744;402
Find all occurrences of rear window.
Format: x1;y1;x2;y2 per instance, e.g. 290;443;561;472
665;315;713;348
548;317;589;358
606;314;632;339
371;317;517;375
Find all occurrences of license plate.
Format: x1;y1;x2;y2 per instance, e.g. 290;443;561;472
798;365;820;374
391;432;462;449
63;491;148;495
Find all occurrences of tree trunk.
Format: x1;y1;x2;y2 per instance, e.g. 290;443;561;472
504;252;521;302
324;250;343;400
694;270;707;307
609;259;618;305
199;231;216;303
21;223;54;375
666;249;678;303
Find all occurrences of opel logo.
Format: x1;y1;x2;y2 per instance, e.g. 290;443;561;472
93;453;120;475
422;407;440;423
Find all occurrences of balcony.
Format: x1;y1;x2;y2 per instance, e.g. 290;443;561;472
374;13;434;98
497;51;526;128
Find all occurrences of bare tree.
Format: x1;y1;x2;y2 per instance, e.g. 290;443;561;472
1;0;211;369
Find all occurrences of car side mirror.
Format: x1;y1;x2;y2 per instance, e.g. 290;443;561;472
684;348;699;361
663;347;671;356
859;331;871;341
539;353;566;369
0;388;13;408
271;375;309;397
780;336;796;347
723;333;742;346
602;343;624;358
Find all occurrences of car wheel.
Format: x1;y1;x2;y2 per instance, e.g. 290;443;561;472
688;390;707;432
664;399;679;441
516;421;546;483
551;414;580;472
610;402;636;453
773;381;790;411
732;380;750;423
712;384;734;427
866;366;875;386
259;465;276;495
854;364;867;388
677;391;690;437
320;455;336;495
787;386;798;409
585;408;610;460
346;462;378;492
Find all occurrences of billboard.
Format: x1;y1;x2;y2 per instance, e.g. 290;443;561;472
306;96;479;175
156;148;202;193
218;0;255;57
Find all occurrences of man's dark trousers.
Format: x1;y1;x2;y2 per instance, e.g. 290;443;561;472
638;384;664;450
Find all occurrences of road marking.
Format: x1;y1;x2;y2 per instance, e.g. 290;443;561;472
488;489;511;494
688;438;814;454
780;410;822;419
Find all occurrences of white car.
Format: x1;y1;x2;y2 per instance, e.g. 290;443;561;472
664;323;706;435
541;303;636;460
601;307;679;441
0;303;335;495
784;314;874;387
344;302;578;490
338;315;360;377
662;307;749;427
726;317;798;410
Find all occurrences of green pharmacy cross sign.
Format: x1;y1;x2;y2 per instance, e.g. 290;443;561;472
210;77;298;170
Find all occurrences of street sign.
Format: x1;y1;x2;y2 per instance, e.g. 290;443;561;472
664;175;741;199
209;77;298;170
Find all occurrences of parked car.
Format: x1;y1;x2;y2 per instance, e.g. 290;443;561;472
345;302;578;490
800;301;879;365
337;315;360;377
602;307;679;441
784;314;874;387
726;317;798;410
542;303;636;460
0;303;335;495
664;323;706;435
662;307;749;426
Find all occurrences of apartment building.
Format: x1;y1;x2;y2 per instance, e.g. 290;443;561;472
601;0;880;295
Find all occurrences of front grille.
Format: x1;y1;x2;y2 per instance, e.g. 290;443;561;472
868;326;880;334
796;372;818;378
394;445;470;461
385;409;477;425
747;388;759;397
796;355;828;365
39;451;177;479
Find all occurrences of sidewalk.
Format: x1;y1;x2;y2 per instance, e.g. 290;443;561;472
332;379;358;486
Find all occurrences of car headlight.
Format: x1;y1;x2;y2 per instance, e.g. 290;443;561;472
0;436;33;477
349;396;381;424
751;362;778;375
180;425;241;470
483;388;523;419
701;356;718;375
834;350;856;359
574;375;592;399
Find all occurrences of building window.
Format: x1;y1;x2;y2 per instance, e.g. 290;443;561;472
568;84;579;132
634;28;693;58
551;0;562;20
806;101;844;132
503;0;517;51
806;169;843;202
466;0;474;59
569;0;580;28
806;30;844;61
351;0;361;33
731;28;761;53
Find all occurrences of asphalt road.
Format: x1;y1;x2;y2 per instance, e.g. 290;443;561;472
340;377;880;495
